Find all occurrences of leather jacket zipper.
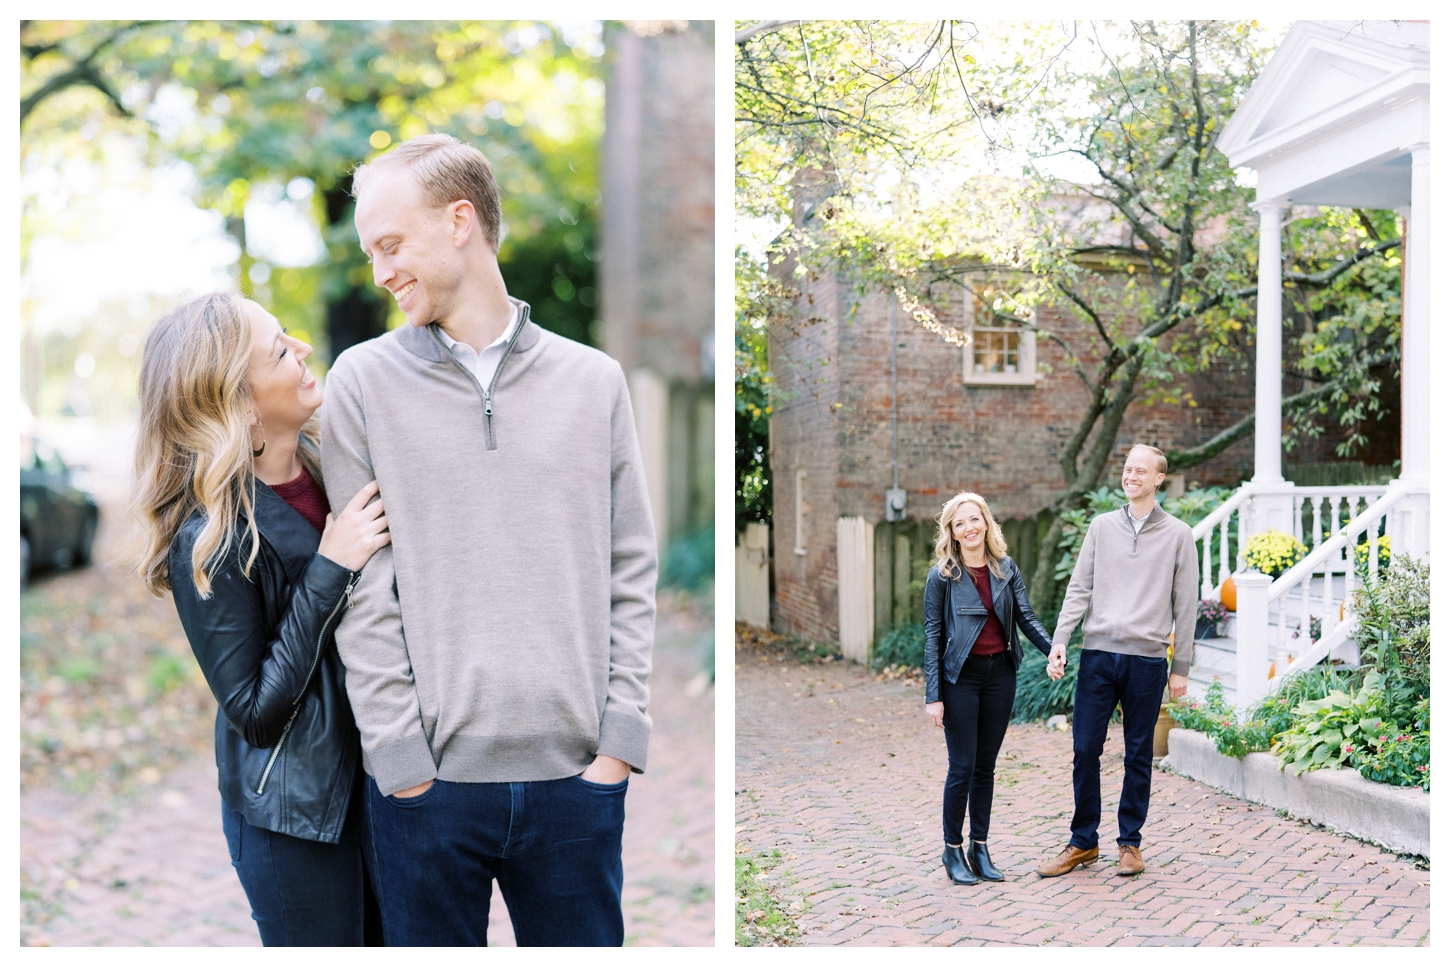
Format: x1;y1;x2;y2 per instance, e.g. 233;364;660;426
257;571;360;795
427;304;529;452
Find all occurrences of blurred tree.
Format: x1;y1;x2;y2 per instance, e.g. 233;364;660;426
22;20;605;361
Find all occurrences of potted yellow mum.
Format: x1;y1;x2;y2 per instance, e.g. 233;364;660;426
1242;529;1308;579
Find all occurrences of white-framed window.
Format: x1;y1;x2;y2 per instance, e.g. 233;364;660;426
961;280;1038;387
794;467;808;555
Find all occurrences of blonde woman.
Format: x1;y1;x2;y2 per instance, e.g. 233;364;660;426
134;292;389;945
923;492;1054;885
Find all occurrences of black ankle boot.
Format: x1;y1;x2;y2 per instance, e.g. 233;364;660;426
942;845;980;885
966;841;1004;881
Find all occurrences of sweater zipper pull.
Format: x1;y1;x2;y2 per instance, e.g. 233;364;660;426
484;397;493;417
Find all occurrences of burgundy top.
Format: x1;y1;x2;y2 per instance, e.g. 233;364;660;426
269;466;330;534
965;565;1007;656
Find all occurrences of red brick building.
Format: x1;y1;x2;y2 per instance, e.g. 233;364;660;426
767;264;1261;652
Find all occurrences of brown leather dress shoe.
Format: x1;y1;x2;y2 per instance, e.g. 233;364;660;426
1117;845;1144;875
1035;844;1099;877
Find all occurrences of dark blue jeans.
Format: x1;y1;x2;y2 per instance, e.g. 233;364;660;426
221;780;383;946
941;652;1017;845
363;774;627;946
1070;648;1168;851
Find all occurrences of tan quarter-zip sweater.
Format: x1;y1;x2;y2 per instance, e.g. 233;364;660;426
1051;504;1199;677
319;301;656;796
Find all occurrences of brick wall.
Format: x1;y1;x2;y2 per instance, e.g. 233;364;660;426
769;273;1262;645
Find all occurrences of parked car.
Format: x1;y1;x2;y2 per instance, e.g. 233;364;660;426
20;433;99;588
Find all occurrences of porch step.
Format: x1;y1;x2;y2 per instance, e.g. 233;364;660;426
1187;635;1237;708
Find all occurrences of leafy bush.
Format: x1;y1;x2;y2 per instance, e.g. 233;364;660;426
1242;528;1307;577
1354;697;1429;790
1352;554;1430;687
871;622;925;671
1169;680;1271;758
1273;671;1388;775
1170;666;1355;759
1011;640;1079;723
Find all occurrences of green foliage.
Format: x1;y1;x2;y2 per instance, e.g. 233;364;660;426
1354;697;1429;790
735;849;801;946
735;251;779;526
1243;529;1307;578
660;526;714;593
870;622;924;671
1273;671;1388;775
23;20;606;359
1352;554;1430;687
1170;681;1267;759
1011;639;1080;723
1170;665;1355;759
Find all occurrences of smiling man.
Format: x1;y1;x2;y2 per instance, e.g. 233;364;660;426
319;134;656;946
1037;444;1197;879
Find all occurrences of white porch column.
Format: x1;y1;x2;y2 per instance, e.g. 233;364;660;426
1251;200;1289;484
1249;200;1295;537
1399;144;1431;487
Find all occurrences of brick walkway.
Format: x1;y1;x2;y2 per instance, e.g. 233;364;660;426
735;639;1430;947
20;591;714;947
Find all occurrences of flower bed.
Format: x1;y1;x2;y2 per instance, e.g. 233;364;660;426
1170;554;1431;792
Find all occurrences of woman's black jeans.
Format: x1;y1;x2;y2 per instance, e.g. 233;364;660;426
221;777;383;946
941;652;1017;846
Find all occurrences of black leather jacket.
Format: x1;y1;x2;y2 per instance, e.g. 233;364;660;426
923;555;1053;703
169;482;360;844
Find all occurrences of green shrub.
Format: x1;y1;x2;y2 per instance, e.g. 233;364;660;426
870;622;924;671
1170;680;1269;758
1012;639;1079;723
1273;671;1388;775
1170;665;1355;759
1352;554;1430;687
660;527;713;592
1354;697;1429;790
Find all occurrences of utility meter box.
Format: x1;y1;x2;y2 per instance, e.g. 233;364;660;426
884;488;907;522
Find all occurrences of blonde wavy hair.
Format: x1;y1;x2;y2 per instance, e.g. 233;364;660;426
933;492;1009;581
132;292;322;598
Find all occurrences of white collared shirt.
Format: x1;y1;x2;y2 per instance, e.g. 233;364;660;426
1127;503;1152;535
435;304;521;389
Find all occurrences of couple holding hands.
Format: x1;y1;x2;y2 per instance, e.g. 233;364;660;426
922;445;1198;885
133;134;655;946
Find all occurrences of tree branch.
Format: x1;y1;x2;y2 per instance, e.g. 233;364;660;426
736;21;800;45
1162;352;1395;471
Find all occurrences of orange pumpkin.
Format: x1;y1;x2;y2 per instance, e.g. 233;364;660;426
1220;575;1237;612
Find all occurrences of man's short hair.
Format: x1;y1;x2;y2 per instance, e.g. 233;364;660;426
1128;444;1168;476
352;133;503;251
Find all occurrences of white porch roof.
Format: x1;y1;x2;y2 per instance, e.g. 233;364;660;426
1217;20;1429;208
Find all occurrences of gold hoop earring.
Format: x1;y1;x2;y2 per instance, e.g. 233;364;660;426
250;420;265;459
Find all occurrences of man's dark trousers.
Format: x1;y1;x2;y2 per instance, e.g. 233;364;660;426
363;773;627;946
1069;648;1168;851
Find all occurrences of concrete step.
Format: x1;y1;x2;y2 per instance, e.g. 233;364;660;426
1187;636;1237;706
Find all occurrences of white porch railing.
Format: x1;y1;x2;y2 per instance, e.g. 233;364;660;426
1191;484;1254;596
1235;484;1409;710
1187;481;1411;713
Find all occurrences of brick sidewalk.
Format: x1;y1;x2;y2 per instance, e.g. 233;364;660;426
20;594;714;947
735;640;1430;947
